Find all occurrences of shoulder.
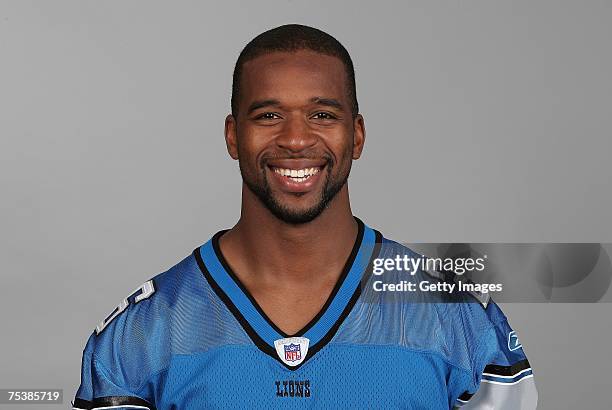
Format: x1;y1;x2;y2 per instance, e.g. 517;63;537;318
371;236;507;357
81;252;203;390
375;235;531;372
94;253;199;335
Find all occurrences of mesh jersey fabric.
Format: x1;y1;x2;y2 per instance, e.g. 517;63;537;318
73;220;533;410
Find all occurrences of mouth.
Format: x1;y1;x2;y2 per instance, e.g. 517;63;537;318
265;161;327;193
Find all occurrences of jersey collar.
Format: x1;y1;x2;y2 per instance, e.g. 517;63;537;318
194;217;381;370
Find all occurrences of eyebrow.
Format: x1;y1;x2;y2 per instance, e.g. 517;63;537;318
310;97;343;110
246;97;345;115
247;99;281;114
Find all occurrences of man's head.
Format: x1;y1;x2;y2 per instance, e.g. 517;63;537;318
225;24;365;224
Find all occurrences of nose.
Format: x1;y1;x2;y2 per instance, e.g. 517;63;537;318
275;115;318;153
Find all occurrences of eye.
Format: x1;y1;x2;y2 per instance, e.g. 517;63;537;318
311;112;337;120
255;112;281;120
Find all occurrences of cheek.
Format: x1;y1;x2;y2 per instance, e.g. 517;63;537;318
329;133;354;164
237;132;266;164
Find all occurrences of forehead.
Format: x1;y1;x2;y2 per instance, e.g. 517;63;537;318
239;50;348;106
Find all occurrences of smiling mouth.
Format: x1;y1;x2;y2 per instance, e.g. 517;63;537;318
271;166;322;183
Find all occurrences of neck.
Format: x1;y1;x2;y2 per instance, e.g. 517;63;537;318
219;184;358;282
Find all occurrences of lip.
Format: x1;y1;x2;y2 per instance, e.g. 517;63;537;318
266;161;327;194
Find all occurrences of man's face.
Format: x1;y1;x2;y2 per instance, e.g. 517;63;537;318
226;50;364;224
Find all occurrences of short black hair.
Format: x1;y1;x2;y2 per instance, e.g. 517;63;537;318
231;24;358;118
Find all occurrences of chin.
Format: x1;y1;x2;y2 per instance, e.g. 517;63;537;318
268;201;328;225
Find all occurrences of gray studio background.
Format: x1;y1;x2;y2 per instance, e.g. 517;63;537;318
1;1;611;409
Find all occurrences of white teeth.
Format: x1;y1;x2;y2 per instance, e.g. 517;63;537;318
272;167;321;182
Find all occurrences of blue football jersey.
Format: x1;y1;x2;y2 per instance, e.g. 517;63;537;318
73;219;537;409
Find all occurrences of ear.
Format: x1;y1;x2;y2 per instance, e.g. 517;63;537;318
224;114;239;160
352;114;366;160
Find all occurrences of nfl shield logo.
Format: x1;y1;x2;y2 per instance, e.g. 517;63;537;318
284;343;301;362
274;337;309;367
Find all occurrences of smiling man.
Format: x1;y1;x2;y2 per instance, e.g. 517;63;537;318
74;24;537;409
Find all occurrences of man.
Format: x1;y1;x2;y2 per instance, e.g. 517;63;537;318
73;24;537;409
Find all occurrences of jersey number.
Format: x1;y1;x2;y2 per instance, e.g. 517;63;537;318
95;280;155;335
